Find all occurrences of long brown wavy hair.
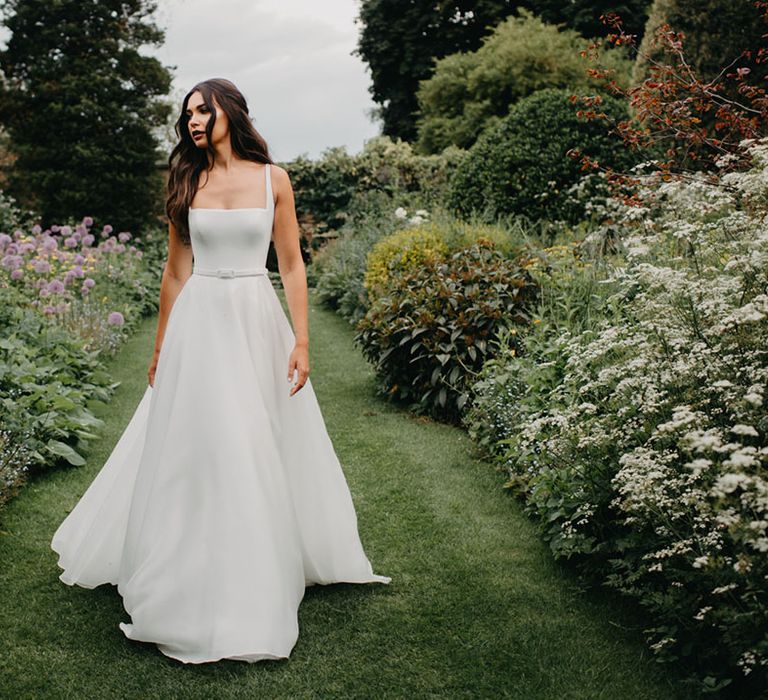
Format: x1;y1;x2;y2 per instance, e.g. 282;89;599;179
166;78;273;246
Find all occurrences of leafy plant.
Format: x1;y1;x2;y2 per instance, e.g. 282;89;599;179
354;241;539;423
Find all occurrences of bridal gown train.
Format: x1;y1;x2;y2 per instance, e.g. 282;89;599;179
50;162;391;664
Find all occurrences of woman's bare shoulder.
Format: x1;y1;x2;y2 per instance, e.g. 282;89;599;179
269;163;293;197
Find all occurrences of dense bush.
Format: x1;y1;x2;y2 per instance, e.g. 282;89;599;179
446;88;642;224
286;136;464;235
415;9;633;153
464;140;768;694
0;283;116;509
363;222;447;296
355;241;539;423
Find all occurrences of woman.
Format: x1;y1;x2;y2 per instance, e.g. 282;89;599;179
51;77;391;664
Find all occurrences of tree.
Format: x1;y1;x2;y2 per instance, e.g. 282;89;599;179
354;0;651;143
354;0;518;142
631;0;768;94
415;9;634;154
0;0;173;234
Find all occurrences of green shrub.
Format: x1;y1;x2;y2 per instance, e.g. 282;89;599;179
416;9;633;153
354;241;539;423
464;142;768;692
286;136;464;234
363;223;448;297
446;87;641;224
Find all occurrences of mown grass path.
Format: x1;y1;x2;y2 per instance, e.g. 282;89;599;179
0;290;688;699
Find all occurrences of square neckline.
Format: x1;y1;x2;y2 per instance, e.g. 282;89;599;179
189;163;272;212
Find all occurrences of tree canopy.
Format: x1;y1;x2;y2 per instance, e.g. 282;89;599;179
354;0;651;142
415;9;634;154
0;0;173;233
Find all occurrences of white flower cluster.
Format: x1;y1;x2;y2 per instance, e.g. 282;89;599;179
394;207;430;226
485;136;768;680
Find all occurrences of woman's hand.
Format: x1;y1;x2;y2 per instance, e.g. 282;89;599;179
287;342;309;396
148;351;160;387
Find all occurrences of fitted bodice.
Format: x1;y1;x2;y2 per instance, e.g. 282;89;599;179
188;163;274;272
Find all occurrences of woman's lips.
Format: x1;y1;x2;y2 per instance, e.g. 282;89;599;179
192;133;203;140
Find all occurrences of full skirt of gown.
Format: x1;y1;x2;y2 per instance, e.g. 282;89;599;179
50;163;391;664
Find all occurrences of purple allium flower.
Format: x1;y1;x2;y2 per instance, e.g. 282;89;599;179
82;233;95;246
118;231;132;243
80;287;90;297
0;233;11;248
47;279;65;294
116;243;126;253
102;224;113;235
107;311;124;326
39;287;50;298
135;250;143;259
42;237;58;252
72;265;84;278
10;268;23;280
64;236;78;248
34;259;51;274
43;305;56;315
74;253;85;265
32;224;42;235
5;242;17;255
13;229;22;238
60;225;72;236
83;277;95;288
31;299;40;307
83;216;93;227
51;225;60;233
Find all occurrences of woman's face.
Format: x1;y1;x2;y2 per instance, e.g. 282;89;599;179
185;90;228;149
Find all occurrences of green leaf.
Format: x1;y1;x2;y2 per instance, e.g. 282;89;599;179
47;439;86;466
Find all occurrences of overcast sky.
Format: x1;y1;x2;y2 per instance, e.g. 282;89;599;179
0;0;383;162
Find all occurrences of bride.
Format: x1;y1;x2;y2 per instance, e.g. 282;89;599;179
51;77;391;664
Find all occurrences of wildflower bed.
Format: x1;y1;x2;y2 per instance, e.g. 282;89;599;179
465;141;768;694
0;209;164;510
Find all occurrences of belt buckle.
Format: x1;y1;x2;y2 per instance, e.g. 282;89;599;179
216;268;235;278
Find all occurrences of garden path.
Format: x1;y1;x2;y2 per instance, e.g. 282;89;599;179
0;290;687;699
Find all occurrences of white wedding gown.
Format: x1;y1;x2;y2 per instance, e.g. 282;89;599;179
51;163;391;664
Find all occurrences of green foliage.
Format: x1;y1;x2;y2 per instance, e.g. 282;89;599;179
354;241;539;424
464;145;768;692
631;0;768;96
0;0;173;234
416;9;634;153
525;0;651;40
0;283;117;508
286;136;463;235
363;223;448;297
447;88;641;223
354;0;518;141
308;191;405;324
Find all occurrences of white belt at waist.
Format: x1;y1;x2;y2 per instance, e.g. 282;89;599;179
193;265;269;278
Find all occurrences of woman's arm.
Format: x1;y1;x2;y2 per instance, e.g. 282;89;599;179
270;164;310;396
148;221;193;386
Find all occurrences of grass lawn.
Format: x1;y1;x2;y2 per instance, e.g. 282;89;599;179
0;289;690;699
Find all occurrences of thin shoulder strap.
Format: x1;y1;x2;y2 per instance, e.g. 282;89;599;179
265;163;274;210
